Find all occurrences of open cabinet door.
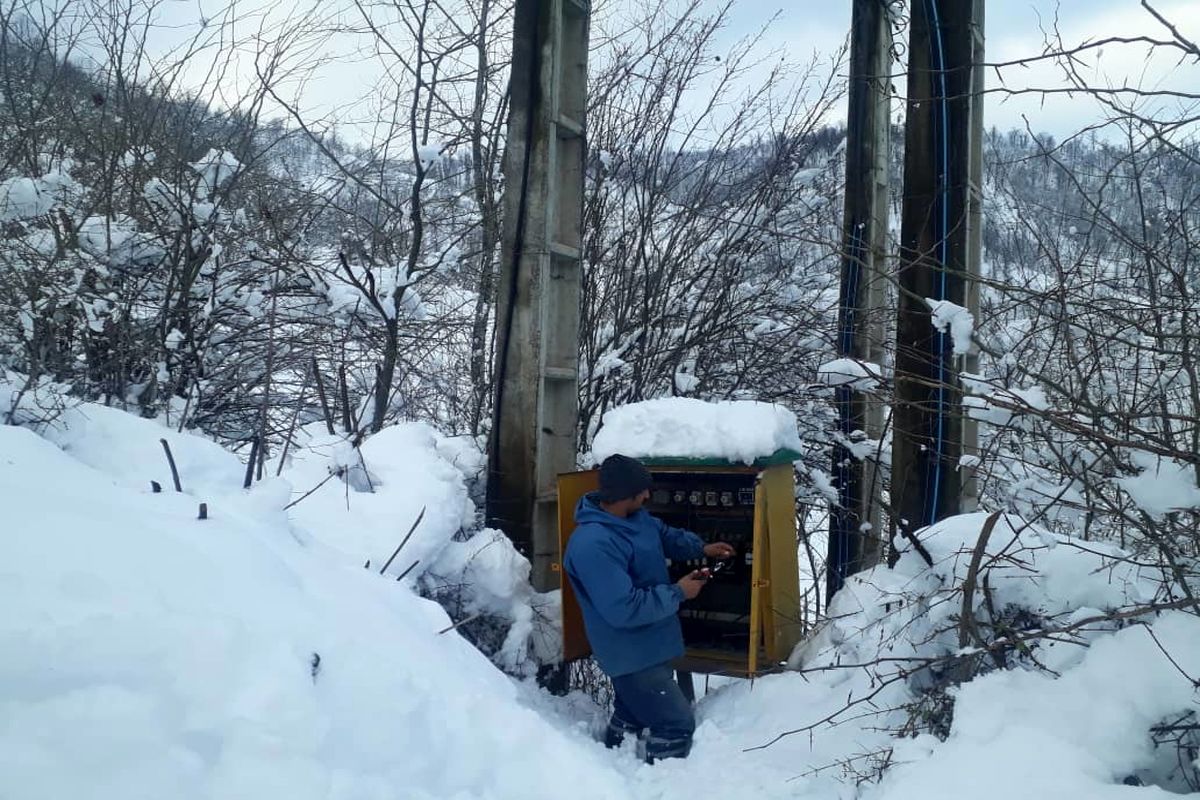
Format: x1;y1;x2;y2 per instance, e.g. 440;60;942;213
761;463;803;663
747;478;768;676
556;470;599;662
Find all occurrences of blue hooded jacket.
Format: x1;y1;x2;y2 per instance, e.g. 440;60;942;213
563;492;705;677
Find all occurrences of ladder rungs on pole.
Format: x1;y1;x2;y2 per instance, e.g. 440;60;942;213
549;241;582;260
555;115;584;139
544;367;577;381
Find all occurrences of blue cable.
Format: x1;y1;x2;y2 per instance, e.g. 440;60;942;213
835;224;864;582
841;226;862;354
926;0;951;527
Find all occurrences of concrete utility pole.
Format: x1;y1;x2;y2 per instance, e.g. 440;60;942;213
828;0;893;600
960;1;985;514
891;0;985;537
487;0;590;591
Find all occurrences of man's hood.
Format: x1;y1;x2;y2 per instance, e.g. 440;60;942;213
574;491;651;535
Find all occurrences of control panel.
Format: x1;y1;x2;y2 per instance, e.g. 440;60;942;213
646;471;757;655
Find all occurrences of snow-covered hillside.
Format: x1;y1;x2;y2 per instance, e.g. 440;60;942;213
3;404;1199;799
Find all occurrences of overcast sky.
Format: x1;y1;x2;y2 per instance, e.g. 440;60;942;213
704;0;1200;136
116;0;1200;142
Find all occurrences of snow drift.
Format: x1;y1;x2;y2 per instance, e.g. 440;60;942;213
0;414;625;800
3;398;1198;800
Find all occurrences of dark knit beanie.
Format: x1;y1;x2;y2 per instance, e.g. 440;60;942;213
597;454;653;503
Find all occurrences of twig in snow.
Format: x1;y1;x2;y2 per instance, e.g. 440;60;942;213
396;560;421;581
380;506;426;574
1141;624;1200;688
243;436;260;489
351;443;375;493
284;470;339;510
339;364;353;433
311;356;336;436
438;612;483;635
159;438;182;492
894;519;934;567
276;364;312;476
957;512;1003;664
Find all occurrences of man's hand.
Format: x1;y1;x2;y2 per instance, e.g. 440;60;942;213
703;541;736;559
677;570;709;600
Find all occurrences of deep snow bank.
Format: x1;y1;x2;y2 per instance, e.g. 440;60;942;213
798;513;1200;799
0;421;628;800
3;398;1198;800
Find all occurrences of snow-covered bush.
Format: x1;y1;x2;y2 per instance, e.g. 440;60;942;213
791;511;1200;791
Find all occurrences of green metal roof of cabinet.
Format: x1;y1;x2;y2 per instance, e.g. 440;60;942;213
630;447;803;468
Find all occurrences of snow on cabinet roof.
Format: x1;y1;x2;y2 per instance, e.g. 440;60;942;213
589;398;802;467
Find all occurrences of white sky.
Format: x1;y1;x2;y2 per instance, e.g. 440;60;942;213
67;0;1200;142
706;0;1200;137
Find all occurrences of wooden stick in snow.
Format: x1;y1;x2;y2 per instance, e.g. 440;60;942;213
311;356;336;436
276;364;312;476
339;364;353;433
243;436;260;489
159;439;182;492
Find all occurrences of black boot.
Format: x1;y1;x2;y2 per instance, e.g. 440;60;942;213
604;717;642;749
644;733;692;763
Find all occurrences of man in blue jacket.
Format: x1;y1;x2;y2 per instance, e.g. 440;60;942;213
563;454;735;763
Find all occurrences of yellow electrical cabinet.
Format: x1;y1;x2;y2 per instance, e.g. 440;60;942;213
556;454;803;677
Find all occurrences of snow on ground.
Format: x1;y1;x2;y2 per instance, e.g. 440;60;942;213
589;398;803;465
871;611;1200;800
3;400;1199;799
812;513;1200;799
0;414;633;800
281;422;480;574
